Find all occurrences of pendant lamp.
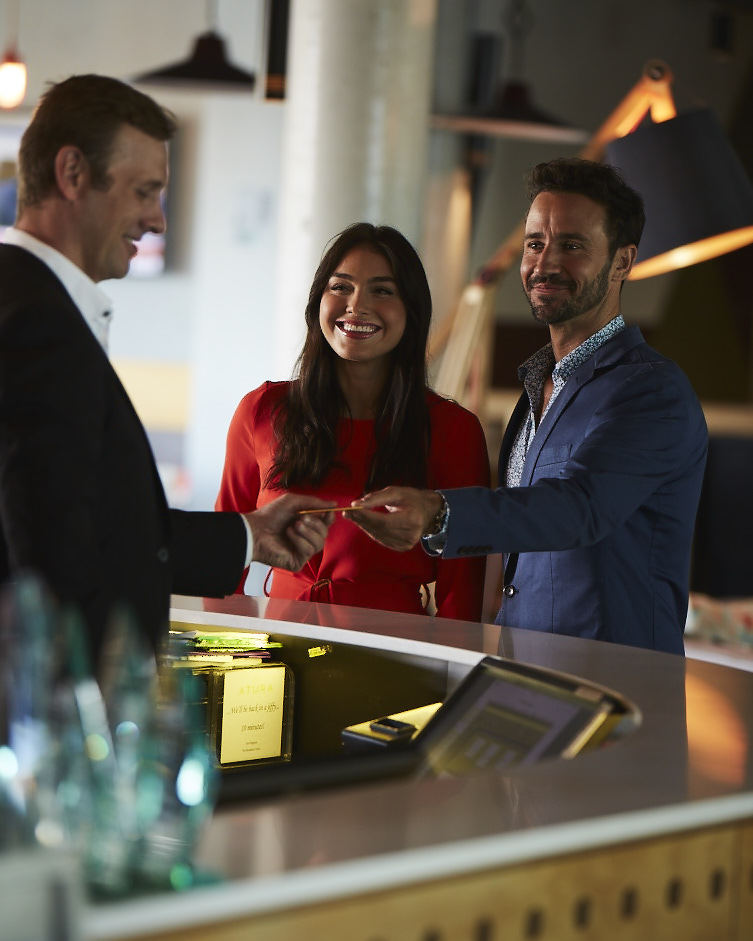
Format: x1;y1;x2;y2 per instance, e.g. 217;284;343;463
432;0;586;145
606;108;753;280
134;0;255;91
0;0;26;109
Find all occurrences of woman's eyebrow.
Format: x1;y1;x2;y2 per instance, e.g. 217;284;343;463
330;271;396;284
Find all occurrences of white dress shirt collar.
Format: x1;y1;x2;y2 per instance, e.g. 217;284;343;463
1;226;113;352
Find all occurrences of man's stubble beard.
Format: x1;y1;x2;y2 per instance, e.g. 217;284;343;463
525;258;612;326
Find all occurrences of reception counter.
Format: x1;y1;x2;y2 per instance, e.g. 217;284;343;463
85;594;753;941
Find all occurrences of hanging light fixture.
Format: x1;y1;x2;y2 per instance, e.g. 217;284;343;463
134;0;255;90
606;106;753;279
0;0;26;110
598;61;753;280
432;0;586;145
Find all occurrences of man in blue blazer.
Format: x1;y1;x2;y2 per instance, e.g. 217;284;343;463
0;75;333;670
351;159;708;654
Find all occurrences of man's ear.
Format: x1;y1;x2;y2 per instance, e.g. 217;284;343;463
54;146;89;200
612;244;637;282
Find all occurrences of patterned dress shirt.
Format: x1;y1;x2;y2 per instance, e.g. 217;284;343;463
505;315;626;487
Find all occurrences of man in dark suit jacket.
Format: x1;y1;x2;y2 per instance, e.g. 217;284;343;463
0;75;333;668
350;159;708;654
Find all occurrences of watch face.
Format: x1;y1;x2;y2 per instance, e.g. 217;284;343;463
438;495;449;530
425;495;448;538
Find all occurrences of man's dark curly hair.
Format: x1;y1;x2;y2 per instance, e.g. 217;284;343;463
526;157;645;256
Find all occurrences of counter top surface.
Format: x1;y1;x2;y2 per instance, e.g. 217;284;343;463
87;594;753;938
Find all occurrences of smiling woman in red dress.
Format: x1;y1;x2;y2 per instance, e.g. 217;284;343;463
216;223;489;621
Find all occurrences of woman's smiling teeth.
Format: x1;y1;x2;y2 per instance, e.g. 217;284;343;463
337;320;380;337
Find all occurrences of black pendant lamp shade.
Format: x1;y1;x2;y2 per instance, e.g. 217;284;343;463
606;108;753;280
134;31;255;89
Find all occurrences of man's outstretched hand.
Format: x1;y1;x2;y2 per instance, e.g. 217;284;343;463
244;494;336;570
346;487;442;551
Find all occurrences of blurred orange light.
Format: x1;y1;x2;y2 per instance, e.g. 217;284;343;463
0;55;26;109
686;673;747;787
630;226;753;280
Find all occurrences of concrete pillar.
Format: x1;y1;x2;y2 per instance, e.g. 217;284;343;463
274;0;437;377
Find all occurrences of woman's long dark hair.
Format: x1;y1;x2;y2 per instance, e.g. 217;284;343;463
269;222;432;491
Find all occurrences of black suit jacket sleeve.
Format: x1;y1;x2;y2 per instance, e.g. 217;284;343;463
169;508;246;598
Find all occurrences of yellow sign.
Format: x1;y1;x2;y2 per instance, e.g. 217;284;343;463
219;665;287;765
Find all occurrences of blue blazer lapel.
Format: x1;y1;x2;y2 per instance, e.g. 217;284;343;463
516;327;645;486
498;325;647;487
519;366;593;485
